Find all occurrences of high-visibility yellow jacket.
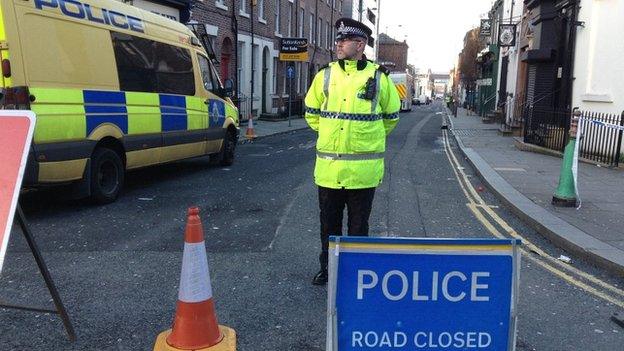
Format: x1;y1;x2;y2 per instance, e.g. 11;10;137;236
304;59;401;189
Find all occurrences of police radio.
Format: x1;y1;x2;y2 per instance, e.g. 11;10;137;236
359;77;377;101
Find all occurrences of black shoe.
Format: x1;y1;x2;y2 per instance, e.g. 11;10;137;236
312;269;328;285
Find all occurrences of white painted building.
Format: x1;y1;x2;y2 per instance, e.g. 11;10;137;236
495;0;524;126
572;0;624;115
341;0;379;60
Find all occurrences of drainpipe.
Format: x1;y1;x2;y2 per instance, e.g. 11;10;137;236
308;0;319;85
250;0;255;119
232;0;239;112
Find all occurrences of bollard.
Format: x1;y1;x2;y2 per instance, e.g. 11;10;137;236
552;111;580;207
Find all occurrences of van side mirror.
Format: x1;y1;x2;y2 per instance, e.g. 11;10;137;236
222;79;234;97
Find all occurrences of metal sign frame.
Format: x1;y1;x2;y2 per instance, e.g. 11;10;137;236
327;236;521;351
498;24;517;47
480;19;492;37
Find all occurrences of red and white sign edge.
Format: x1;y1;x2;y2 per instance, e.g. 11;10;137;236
0;111;36;273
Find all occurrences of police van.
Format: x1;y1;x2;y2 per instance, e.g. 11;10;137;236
0;0;239;203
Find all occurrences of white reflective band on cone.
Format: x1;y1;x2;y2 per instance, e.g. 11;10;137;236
178;241;213;303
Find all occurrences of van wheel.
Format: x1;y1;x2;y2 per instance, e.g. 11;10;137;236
210;131;237;166
220;131;237;166
90;147;124;204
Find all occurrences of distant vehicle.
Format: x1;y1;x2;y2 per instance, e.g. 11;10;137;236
416;95;430;105
389;72;415;112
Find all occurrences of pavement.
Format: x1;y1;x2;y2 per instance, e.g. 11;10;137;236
243;108;624;275
449;107;624;275
239;116;309;142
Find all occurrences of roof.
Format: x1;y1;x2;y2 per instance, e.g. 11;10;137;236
430;73;450;81
378;33;407;45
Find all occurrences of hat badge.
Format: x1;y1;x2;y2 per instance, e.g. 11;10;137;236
339;21;345;31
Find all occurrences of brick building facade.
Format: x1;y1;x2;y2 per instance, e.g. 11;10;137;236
131;0;341;118
377;33;408;72
129;0;343;118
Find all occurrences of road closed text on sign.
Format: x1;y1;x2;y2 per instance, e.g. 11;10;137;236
0;111;36;273
327;237;520;351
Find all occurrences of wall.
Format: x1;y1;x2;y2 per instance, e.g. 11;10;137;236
573;0;624;115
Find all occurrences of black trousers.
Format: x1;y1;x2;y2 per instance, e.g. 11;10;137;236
318;186;376;270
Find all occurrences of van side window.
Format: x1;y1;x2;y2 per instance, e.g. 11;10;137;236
111;32;195;95
197;54;214;91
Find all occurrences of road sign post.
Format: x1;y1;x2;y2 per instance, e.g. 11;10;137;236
287;64;295;127
327;237;521;351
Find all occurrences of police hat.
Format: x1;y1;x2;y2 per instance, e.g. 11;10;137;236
335;17;372;41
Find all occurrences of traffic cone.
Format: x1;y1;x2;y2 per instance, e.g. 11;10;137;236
245;113;257;140
153;207;236;351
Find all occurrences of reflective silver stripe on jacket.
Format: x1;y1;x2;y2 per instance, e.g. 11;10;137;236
371;70;381;113
316;151;385;160
320;111;382;121
323;68;332;110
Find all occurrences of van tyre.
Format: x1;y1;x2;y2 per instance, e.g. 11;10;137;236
210;130;237;166
90;147;124;204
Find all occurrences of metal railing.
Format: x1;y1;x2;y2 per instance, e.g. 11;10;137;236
578;110;624;167
232;93;251;122
523;107;570;152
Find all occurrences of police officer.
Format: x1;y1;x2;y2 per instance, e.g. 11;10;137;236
304;17;401;285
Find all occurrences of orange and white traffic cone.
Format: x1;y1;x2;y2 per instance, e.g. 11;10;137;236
245;113;257;140
153;207;236;351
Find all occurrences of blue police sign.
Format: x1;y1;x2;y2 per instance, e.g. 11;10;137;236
326;237;520;351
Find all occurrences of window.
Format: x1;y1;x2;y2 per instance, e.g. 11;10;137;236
197;54;214;91
238;42;244;94
326;21;330;49
298;8;304;37
274;0;281;34
338;0;342;13
302;62;308;91
282;62;287;94
111;32;194;95
240;0;248;14
272;58;278;94
318;17;322;47
367;9;375;24
309;14;314;42
259;0;265;20
215;0;227;10
296;62;301;93
288;2;293;36
252;45;259;95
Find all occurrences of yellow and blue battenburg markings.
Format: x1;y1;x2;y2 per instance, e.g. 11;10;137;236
159;94;188;132
327;237;521;351
84;90;128;135
208;99;226;128
29;87;231;143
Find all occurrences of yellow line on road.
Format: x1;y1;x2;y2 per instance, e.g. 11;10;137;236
442;128;624;304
